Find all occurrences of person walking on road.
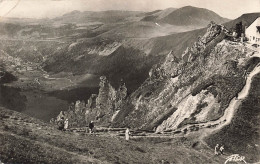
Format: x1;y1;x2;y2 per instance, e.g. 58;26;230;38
125;128;131;141
215;144;220;155
58;117;65;131
220;145;225;155
64;119;69;130
89;121;94;133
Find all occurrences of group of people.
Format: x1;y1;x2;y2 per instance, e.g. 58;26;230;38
56;118;225;152
87;122;131;141
57;118;95;133
57;118;131;140
215;144;225;155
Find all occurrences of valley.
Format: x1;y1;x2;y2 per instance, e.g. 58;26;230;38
0;6;228;121
0;3;260;163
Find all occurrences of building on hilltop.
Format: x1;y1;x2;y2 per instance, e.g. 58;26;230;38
245;17;260;44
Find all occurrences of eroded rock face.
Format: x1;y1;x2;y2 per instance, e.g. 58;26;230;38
96;76;116;110
51;77;128;127
113;22;258;132
115;79;128;109
87;94;97;108
181;22;231;63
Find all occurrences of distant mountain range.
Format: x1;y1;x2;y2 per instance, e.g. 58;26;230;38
142;6;230;26
54;6;229;27
41;6;230;91
1;6;260;122
53;10;142;24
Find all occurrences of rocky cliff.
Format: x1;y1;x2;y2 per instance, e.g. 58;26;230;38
112;22;260;134
52;76;128;127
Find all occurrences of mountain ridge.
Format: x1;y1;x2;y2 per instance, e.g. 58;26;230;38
142;6;230;27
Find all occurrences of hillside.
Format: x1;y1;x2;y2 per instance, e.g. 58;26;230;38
141;8;176;21
142;6;229;27
205;72;260;162
0;107;228;164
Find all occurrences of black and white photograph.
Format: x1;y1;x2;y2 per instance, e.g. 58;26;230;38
0;0;260;163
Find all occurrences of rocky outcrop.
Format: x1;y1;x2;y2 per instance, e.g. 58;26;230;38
181;21;230;63
51;76;128;127
148;22;231;81
113;22;259;133
87;94;97;108
96;76;116;111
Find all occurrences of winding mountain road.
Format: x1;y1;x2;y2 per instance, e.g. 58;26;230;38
204;48;260;135
173;47;260;137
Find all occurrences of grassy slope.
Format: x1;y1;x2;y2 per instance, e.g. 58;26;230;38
205;73;260;163
0;107;227;164
159;6;229;26
150;28;206;57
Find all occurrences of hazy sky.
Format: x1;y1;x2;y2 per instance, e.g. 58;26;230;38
0;0;259;19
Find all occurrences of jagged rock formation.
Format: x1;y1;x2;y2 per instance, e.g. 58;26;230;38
87;94;98;108
96;76;116;111
112;22;260;134
181;22;230;62
52;76;128;127
115;79;128;109
148;22;231;81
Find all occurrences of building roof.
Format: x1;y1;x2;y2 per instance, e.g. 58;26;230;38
246;17;260;35
248;17;260;27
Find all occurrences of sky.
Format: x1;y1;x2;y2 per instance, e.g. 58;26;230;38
0;0;259;19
